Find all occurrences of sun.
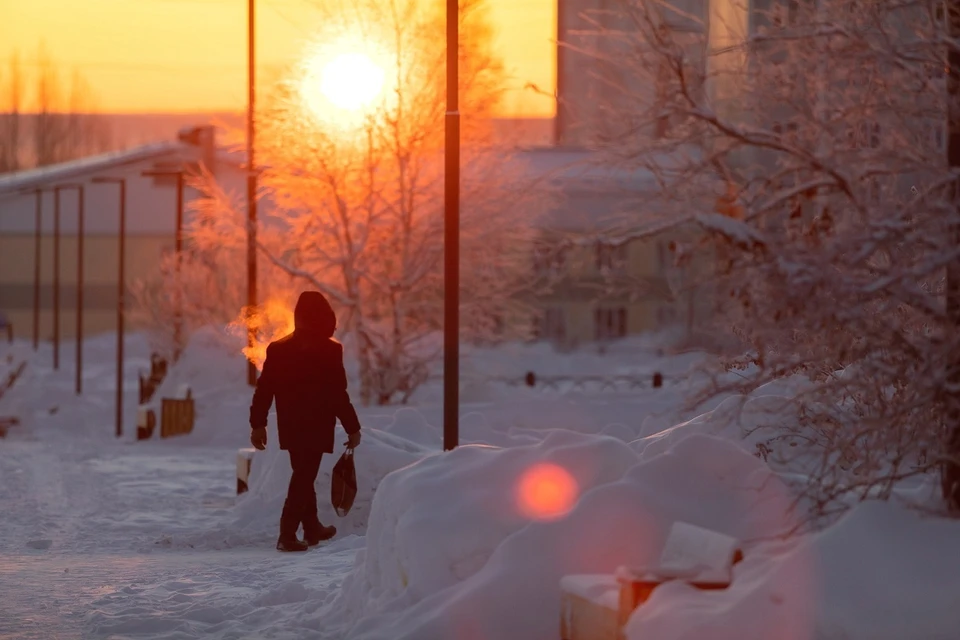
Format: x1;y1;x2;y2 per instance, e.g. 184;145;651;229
299;41;390;123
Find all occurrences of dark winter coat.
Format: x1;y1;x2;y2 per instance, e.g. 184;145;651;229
249;291;362;453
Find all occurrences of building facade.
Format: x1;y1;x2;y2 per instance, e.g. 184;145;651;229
0;126;247;341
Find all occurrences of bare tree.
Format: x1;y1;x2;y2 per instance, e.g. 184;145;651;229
136;0;549;405
571;0;960;515
26;44;112;169
0;53;24;173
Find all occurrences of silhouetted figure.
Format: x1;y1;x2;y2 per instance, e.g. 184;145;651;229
652;372;663;389
249;291;362;552
525;371;536;387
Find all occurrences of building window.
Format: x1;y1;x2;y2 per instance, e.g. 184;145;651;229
657;305;678;328
533;243;567;277
595;241;627;273
594;307;627;341
535;308;566;343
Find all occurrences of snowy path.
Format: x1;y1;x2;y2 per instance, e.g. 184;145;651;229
0;436;358;639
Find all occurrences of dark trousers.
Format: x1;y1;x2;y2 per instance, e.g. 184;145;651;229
279;449;323;539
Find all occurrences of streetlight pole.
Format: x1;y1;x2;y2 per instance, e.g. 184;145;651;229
93;177;127;439
30;188;41;351
247;0;259;388
52;187;61;370
142;169;186;360
52;184;85;395
443;0;460;451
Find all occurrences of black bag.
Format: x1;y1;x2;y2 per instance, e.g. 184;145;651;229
331;449;357;517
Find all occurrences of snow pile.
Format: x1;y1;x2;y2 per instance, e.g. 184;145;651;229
624;500;960;640
144;327;252;447
324;430;639;635
635;393;796;462
316;427;960;640
0;334;154;439
321;433;796;640
235;423;432;538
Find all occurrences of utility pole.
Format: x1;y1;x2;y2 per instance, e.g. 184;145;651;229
52;183;85;394
53;187;61;370
442;0;460;451
31;188;41;351
247;0;259;387
944;0;960;511
93;176;127;439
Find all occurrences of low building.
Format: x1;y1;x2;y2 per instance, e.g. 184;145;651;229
0;128;698;348
0;126;246;341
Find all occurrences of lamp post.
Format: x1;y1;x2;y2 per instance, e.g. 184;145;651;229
92;177;127;439
53;183;85;395
247;0;259;388
443;0;461;451
142;169;185;360
31;188;42;351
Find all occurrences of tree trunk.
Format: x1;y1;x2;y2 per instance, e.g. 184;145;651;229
943;0;960;513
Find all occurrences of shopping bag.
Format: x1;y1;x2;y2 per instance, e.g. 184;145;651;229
331;449;357;517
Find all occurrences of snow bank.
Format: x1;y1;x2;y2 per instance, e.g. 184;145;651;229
235;425;431;538
321;433;797;639
143;327;252;447
326;430;639;633
625;500;960;640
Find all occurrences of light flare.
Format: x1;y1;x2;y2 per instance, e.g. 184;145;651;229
298;37;394;125
231;299;296;371
516;463;579;521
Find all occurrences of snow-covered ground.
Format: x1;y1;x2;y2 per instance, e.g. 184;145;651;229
1;329;958;639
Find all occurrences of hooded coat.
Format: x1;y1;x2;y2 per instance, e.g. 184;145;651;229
249;291;362;452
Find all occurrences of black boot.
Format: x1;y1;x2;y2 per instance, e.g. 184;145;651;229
304;523;337;546
276;535;309;552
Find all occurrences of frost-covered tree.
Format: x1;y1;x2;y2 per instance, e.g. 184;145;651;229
154;0;545;405
568;0;960;514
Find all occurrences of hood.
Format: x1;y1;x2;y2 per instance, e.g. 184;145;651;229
293;291;337;338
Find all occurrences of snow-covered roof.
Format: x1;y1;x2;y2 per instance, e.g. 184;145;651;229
0;135;247;199
0;143;185;197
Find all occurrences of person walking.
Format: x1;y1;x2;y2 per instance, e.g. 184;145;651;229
249;291;362;552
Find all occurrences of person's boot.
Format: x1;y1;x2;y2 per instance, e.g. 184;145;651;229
304;522;337;546
276;535;309;552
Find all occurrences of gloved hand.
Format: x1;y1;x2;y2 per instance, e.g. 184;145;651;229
251;427;267;451
345;431;361;450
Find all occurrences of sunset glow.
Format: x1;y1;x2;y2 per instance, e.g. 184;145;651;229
317;52;386;111
3;0;556;117
516;463;579;520
296;38;396;125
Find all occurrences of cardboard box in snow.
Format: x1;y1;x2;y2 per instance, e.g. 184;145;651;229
237;447;256;495
559;522;743;640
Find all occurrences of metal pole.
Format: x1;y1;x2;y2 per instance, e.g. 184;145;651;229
247;0;259;387
118;179;126;438
174;172;184;361
76;185;84;395
32;189;41;351
93;176;127;437
443;0;460;451
53;187;60;370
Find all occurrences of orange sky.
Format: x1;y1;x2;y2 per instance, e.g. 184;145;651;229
1;0;556;117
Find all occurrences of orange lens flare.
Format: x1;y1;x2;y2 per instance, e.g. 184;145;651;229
516;463;579;521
